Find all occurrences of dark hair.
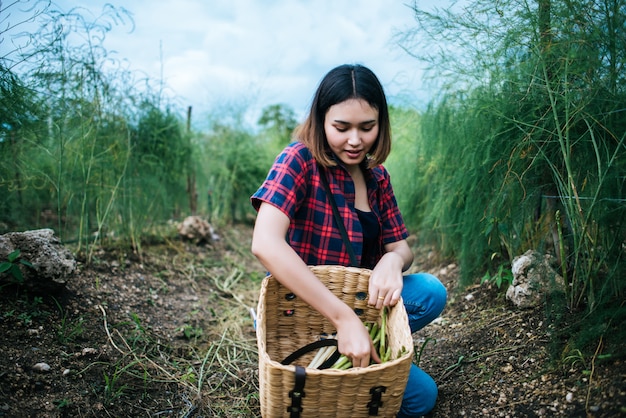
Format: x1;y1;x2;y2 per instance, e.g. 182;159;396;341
295;64;392;168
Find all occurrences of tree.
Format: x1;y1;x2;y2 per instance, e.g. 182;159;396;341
257;103;298;151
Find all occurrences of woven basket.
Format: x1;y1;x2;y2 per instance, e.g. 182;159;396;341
257;265;414;418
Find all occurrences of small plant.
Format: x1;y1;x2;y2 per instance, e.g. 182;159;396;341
103;367;128;405
54;398;71;409
17;296;49;325
54;298;85;344
179;324;203;340
480;264;514;289
116;312;157;349
562;348;588;372
0;249;33;284
58;315;85;344
114;312;149;348
414;337;437;366
180;366;198;384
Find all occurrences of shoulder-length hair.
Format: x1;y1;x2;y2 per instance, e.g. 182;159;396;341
294;64;392;168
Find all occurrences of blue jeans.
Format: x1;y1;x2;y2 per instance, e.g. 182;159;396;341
397;272;447;418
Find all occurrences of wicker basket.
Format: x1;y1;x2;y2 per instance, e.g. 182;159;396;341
257;265;414;418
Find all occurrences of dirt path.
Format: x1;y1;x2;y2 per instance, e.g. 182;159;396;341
412;254;624;417
0;224;623;417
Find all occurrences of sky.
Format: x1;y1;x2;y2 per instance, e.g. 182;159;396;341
5;0;458;127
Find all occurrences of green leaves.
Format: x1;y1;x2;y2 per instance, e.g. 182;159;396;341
480;264;513;289
0;249;33;284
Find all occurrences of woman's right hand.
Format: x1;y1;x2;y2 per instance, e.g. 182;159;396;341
335;314;381;367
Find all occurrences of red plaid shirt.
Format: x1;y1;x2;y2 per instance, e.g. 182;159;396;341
251;142;408;268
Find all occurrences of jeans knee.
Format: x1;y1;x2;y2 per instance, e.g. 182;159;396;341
398;365;438;417
403;273;447;331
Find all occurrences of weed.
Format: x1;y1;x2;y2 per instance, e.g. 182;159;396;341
179;324;203;340
180;366;198;384
563;348;587;372
0;249;33;284
53;297;85;344
414;337;437;366
129;312;146;335
54;399;71;409
116;312;156;349
17;296;49;325
103;367;128;405
480;264;514;289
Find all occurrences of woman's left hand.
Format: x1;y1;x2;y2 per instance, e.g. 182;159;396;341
368;240;413;308
368;252;404;308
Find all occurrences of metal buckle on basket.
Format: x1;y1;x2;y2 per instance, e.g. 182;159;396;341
367;385;387;415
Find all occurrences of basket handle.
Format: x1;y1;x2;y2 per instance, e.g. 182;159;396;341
280;339;341;370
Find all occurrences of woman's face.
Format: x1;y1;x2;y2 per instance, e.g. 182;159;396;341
324;98;379;173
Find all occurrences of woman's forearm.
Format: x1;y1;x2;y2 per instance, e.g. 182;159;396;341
383;240;414;272
251;204;355;329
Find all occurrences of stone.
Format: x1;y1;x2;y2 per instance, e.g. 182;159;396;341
0;229;76;292
177;216;220;244
32;362;51;373
506;250;564;309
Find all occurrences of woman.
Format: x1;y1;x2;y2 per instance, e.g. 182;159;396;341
251;64;447;417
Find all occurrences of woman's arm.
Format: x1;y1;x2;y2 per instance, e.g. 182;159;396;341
251;202;380;367
367;239;414;308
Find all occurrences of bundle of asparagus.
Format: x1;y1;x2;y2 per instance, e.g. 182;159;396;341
307;307;407;370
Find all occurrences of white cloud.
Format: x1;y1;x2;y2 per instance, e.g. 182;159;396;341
24;0;451;124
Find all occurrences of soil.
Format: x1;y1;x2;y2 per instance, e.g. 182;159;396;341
0;223;624;417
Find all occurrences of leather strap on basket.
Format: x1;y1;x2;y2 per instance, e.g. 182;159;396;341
287;365;306;418
318;164;359;267
281;339;340;369
281;339;341;418
367;385;387;415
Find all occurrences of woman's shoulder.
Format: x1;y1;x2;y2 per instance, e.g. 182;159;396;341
277;141;316;167
369;163;391;183
283;141;313;158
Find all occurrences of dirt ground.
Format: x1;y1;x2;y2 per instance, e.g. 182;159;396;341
0;223;624;417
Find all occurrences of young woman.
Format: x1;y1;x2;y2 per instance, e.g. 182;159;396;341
251;64;447;417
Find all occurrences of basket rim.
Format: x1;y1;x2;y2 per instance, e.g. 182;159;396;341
257;345;413;376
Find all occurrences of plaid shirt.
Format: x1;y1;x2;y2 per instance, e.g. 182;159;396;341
251;142;408;268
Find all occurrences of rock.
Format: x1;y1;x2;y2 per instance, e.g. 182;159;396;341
32;362;51;373
81;347;98;356
0;229;76;292
506;250;564;308
177;216;220;244
431;317;447;326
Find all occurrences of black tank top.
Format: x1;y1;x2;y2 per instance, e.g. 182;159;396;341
356;209;380;269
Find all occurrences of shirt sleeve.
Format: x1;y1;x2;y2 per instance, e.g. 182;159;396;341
251;142;311;219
